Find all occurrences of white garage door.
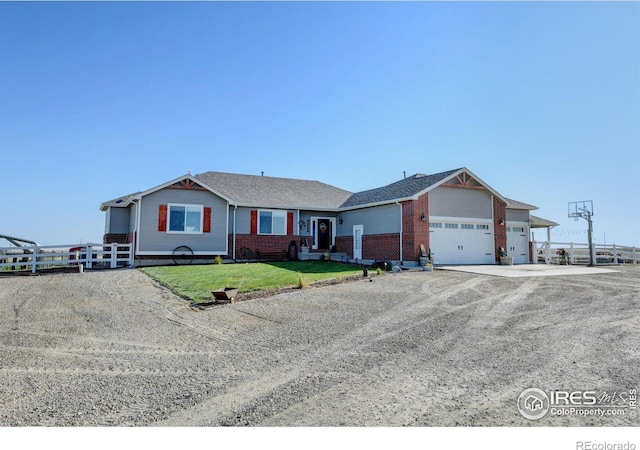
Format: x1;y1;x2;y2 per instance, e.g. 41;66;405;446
429;218;495;265
507;224;529;264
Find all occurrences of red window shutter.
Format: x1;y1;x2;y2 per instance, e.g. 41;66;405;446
287;212;294;235
158;205;168;232
203;207;211;233
250;210;258;234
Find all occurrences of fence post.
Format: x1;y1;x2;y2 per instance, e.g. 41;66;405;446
128;243;134;266
533;241;537;264
31;245;38;273
545;242;551;265
110;243;117;268
634;247;637;265
612;244;617;265
569;242;574;265
86;244;92;269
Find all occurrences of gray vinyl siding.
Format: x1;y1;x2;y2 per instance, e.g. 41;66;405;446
429;186;492;219
109;207;130;234
231;207;252;234
506;209;529;222
129;203;137;233
298;211;321;238
336;203;401;236
138;188;228;253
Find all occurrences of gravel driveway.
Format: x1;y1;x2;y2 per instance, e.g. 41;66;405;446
0;266;638;426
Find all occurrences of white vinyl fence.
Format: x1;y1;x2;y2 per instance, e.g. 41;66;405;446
533;241;639;265
0;243;133;273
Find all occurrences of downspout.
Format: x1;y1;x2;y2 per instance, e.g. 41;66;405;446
396;201;403;264
232;204;238;260
134;198;141;265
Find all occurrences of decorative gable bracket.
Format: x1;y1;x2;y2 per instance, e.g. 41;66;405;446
442;172;485;190
168;178;207;191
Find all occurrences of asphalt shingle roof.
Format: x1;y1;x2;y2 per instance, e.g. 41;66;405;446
340;169;462;208
530;215;559;228
101;168;547;219
505;198;538;210
100;192;142;210
194;171;353;210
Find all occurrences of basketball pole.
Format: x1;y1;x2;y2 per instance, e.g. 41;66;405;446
586;214;595;267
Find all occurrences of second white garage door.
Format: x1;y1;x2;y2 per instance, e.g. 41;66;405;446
429;217;495;265
507;223;530;264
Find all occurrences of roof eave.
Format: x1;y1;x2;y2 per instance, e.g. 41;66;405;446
339;196;416;211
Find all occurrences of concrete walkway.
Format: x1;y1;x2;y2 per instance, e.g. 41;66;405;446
437;263;619;278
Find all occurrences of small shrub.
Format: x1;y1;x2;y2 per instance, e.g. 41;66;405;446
214;255;223;265
376;267;383;275
335;276;344;284
297;273;310;289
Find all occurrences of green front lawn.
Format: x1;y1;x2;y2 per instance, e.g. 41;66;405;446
140;261;363;303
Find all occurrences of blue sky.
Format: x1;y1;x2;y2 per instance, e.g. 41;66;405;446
1;2;638;246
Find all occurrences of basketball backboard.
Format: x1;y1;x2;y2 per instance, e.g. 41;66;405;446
568;200;593;218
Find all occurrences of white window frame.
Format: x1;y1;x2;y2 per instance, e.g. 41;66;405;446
258;209;287;235
429;222;442;228
445;223;459;229
166;203;204;235
461;223;474;230
476;224;490;230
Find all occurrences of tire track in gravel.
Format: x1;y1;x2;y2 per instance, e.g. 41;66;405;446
219;276;542;426
0;342;231;357
118;270;282;351
296;274;489;369
159;274;499;426
7;277;55;332
187;274;500;426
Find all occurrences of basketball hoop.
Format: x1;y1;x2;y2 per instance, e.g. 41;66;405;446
568;200;593;219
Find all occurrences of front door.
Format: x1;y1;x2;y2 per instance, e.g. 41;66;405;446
318;219;332;249
353;225;363;260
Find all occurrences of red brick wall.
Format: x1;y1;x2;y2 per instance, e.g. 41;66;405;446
363;234;401;260
493;196;507;262
336;234;401;261
401;193;430;262
227;234;299;259
335;236;353;256
103;233;128;244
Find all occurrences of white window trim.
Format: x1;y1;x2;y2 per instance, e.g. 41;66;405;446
258;209;288;235
166;203;204;235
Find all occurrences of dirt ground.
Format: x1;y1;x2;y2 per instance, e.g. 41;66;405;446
0;265;638;426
